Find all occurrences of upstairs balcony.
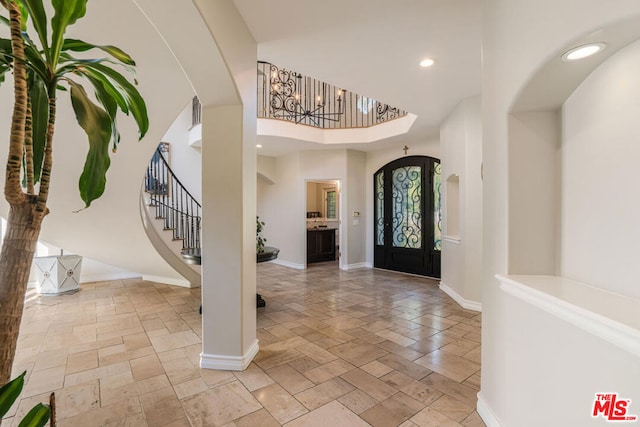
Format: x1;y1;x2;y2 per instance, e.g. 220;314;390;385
256;61;417;144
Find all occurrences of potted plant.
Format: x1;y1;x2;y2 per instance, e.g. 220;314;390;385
0;0;148;388
256;216;278;262
256;216;267;254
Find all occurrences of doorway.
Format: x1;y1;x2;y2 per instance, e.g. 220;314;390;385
373;156;441;277
306;180;341;267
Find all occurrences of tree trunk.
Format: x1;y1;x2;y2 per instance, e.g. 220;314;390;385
0;199;43;386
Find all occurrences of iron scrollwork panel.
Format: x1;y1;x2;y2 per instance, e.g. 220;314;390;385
433;162;442;251
391;166;422;249
269;64;300;121
375;171;385;246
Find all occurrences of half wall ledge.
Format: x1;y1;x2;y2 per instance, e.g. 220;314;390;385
496;274;640;357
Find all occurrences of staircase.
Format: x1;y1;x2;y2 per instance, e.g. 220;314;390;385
140;143;202;286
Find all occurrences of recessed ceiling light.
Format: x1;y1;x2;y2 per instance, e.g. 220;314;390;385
562;43;606;61
256;144;262;148
420;58;435;68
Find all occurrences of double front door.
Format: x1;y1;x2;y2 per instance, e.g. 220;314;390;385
374;156;441;278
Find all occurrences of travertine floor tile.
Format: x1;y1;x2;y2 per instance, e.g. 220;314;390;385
409;406;461;427
172;376;208;400
54;380;100;420
139;386;185;426
10;265;485;426
428;395;474;422
303;359;354;384
226;408;281;427
341;368;398;402
414;350;480;383
361;360;394;378
265;364;314;395
360;392;425;427
234;363;275;391
149;330;200;353
337;389;379;414
253;383;308;424
182;381;262;426
283;401;370;427
329;340;389;366
294;377;355;410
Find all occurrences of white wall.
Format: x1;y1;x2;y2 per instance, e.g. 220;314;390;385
508;111;560;275
439;97;482;308
0;218;138;286
346;151;367;267
257;149;368;270
162;102;203;203
365;138;440;267
561;40;640;299
0;0;204;285
258;152;304;268
482;1;640;425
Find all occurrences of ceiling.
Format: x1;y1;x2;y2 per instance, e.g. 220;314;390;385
232;0;482;157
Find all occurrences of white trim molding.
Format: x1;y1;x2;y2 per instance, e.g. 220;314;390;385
439;281;482;312
341;262;369;271
477;392;503;427
143;275;192;288
443;235;462;244
200;339;259;371
80;272;141;284
497;274;640;358
271;259;305;270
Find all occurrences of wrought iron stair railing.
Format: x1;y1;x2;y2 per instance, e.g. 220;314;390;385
145;144;201;258
258;61;408;129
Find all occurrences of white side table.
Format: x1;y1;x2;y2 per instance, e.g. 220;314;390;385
34;255;82;295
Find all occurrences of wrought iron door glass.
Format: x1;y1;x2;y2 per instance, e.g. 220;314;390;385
392;166;422;249
375;171;384;245
433;162;442;251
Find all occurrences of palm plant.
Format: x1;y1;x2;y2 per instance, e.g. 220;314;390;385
0;0;148;387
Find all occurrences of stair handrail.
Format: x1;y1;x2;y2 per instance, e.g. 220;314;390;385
144;144;201;253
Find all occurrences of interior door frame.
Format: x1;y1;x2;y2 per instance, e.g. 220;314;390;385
373;155;441;278
305;179;343;269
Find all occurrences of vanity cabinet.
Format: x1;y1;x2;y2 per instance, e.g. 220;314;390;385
307;228;336;263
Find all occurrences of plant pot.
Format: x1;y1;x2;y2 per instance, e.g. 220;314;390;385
34;255;82;295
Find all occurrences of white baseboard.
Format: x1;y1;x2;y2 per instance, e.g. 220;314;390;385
439;281;482;312
200;339;259;371
143;275;192;288
341;262;369;271
270;259;305;270
80;272;141;284
28;272;141;288
477;392;503;427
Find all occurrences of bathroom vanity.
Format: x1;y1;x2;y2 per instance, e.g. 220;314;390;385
307;227;336;263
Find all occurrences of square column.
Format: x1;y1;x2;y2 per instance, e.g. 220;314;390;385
200;104;258;370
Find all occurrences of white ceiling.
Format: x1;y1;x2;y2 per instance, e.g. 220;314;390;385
233;0;482;157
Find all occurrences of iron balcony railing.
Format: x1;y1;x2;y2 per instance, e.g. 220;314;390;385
257;61;408;129
145;144;201;254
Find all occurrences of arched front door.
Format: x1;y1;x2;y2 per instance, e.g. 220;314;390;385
374;156;441;277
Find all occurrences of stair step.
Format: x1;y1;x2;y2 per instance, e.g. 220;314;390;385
172;237;185;241
163;227;175;231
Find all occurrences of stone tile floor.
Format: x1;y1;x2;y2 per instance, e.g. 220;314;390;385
3;262;484;426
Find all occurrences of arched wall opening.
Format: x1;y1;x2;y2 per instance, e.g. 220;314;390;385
479;13;640;427
507;14;640;299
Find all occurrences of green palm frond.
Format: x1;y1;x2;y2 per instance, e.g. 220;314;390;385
0;0;148;207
